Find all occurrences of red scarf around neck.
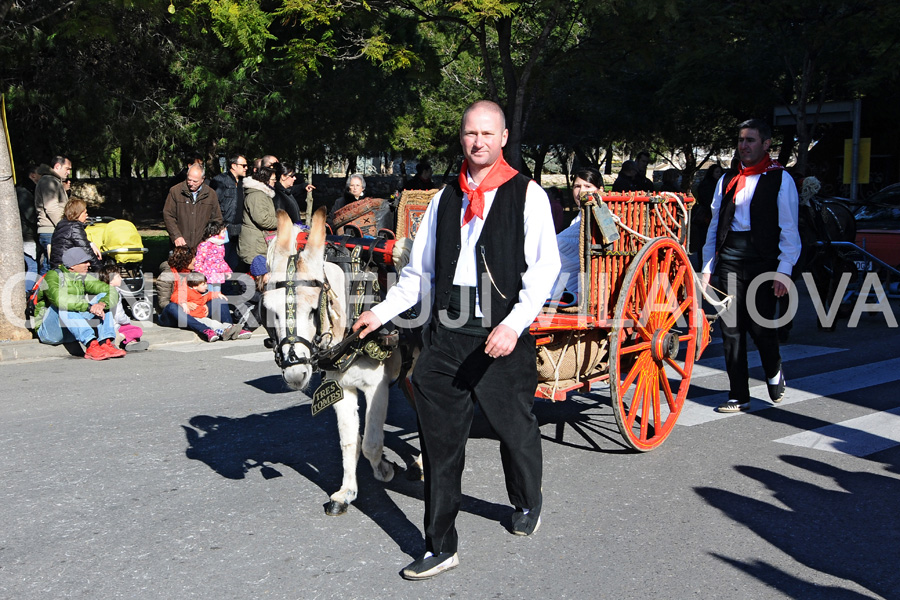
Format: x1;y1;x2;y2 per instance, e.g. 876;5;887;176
458;156;519;226
725;155;783;199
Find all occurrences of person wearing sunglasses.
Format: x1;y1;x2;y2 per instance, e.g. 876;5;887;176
210;154;248;269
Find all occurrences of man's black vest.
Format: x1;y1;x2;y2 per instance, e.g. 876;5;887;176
433;174;530;328
715;168;786;259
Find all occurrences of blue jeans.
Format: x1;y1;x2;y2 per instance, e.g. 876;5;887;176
37;306;116;347
24;254;38;295
38;232;53;275
158;299;232;335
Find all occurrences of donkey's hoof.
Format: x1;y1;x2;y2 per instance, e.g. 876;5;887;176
405;462;424;481
324;500;349;516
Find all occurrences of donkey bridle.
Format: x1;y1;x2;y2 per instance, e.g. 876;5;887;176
264;252;376;372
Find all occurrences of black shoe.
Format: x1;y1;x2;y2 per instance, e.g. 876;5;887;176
767;371;786;403
400;552;459;580
511;499;542;536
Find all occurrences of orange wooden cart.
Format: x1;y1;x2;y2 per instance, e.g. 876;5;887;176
385;189;714;451
530;191;712;451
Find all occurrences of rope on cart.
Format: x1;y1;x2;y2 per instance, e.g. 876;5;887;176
693;272;733;316
652;192;689;241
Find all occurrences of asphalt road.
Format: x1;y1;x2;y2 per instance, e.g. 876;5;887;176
1;300;899;599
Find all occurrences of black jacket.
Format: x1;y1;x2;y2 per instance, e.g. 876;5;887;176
210;171;244;235
49;219;101;271
273;183;302;224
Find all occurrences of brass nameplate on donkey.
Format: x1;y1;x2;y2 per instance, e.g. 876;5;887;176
311;379;343;416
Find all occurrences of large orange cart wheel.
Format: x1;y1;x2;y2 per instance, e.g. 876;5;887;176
609;237;700;451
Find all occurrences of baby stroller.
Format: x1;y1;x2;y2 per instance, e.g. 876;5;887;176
85;217;152;321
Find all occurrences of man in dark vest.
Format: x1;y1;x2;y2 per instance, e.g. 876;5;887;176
353;100;560;580
700;119;801;413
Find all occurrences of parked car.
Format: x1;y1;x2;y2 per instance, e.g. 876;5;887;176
831;182;900;214
854;203;900;267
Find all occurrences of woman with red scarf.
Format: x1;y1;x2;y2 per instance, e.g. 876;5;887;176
700;119;801;413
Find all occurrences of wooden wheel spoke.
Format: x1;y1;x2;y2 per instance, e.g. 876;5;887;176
619;340;651;356
619;351;650;395
625;370;645;429
664;355;688;379
624;307;652;340
659;365;677;411
660;247;674;280
660;297;693;332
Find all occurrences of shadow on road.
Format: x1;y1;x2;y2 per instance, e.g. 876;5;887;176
696;452;900;598
181;395;509;557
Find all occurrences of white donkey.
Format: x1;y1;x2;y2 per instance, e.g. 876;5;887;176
262;207;415;516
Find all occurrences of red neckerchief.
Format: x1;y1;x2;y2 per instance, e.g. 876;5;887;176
458;156;519;226
725;156;783;199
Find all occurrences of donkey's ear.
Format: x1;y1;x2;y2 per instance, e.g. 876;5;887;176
275;209;294;253
306;206;328;254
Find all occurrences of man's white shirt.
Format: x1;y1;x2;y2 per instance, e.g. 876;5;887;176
371;175;560;336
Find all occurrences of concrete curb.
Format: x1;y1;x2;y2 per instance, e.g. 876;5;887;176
0;322;262;362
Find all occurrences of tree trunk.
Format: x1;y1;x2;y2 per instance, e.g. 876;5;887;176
0;118;31;340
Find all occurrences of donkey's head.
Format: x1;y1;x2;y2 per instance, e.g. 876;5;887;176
263;208;346;391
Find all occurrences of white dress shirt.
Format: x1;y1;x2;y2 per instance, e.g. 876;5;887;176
701;169;801;276
371;175;561;336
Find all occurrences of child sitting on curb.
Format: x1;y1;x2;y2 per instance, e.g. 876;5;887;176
98;264;149;352
172;271;249;342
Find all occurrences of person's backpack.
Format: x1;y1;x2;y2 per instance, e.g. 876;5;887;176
25;273;49;320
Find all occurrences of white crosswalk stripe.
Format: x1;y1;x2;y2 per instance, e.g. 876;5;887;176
686;343;845;379
226;351;275;363
679;356;900;426
158;338;262;352
774;407;900;457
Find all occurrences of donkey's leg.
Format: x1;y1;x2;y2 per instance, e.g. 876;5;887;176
326;390;361;516
361;373;394;483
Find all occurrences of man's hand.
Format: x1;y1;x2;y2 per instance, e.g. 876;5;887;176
700;272;711;292
174;237;186;247
211;291;226;300
90;242;102;259
773;272;791;298
305;184;316;193
181;302;198;312
484;324;517;359
352;310;383;339
89;303;105;317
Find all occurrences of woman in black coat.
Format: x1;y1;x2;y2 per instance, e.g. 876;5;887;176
48;197;102;271
273;165;303;224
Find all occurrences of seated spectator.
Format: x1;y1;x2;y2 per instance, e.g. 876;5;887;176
33;247;127;360
404;162;435;190
48;198;101;272
193;220;232;292
157;247;245;341
329;173;366;219
98;264;149;352
553;168;603;301
173;272;248;341
611;161;639;193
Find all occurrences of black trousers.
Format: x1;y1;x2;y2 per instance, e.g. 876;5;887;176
715;232;782;402
412;324;543;555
